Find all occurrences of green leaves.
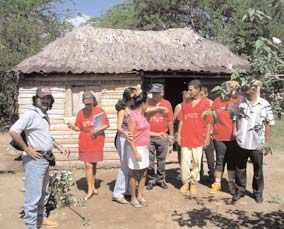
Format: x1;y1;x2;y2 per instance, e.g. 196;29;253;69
0;0;72;71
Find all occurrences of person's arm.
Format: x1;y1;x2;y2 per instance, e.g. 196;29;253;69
116;110;132;142
150;131;166;138
167;120;174;146
177;120;183;146
9;130;42;159
265;125;272;145
174;104;181;120
203;123;212;148
53;139;70;156
145;106;169;116
93;110;110;136
67;123;80;131
67;112;81;131
128;116;141;162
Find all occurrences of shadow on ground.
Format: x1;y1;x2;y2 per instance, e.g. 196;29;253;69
172;208;284;228
75;178;103;194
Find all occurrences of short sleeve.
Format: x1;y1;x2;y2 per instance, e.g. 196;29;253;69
166;101;174;121
265;102;275;126
10;110;34;134
75;110;82;128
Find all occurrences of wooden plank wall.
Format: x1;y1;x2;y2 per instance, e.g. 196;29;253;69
18;75;141;162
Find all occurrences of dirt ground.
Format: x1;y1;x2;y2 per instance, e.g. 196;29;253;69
0;133;284;229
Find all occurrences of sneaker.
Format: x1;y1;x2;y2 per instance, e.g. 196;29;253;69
41;219;59;228
180;183;189;194
209;182;221;194
228;182;236;195
190;184;197;195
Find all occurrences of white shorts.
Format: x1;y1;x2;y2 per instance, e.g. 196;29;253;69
127;145;149;170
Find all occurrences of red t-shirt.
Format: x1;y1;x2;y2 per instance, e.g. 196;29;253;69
178;98;212;148
212;96;241;141
147;99;174;133
75;106;109;153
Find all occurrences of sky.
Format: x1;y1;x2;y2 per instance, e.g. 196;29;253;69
55;0;124;27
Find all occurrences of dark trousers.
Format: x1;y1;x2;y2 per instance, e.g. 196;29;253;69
147;136;169;184
200;139;215;178
235;146;264;197
213;140;238;172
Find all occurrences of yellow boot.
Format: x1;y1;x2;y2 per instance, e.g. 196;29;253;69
41;219;59;228
190;184;197;195
209;182;221;194
180;183;189;194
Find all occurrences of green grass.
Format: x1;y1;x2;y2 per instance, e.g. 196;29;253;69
271;118;284;153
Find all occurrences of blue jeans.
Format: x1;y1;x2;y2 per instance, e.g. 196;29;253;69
23;155;50;229
113;135;129;199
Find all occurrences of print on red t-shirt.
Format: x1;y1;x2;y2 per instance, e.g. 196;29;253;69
178;98;212;148
75;106;109;153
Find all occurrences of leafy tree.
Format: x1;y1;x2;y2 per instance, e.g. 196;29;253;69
88;0;138;29
0;0;72;71
91;0;284;59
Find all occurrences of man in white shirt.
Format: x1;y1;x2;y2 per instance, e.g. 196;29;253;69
9;87;70;228
232;80;274;204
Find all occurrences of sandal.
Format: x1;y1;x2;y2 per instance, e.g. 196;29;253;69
137;198;148;206
130;199;142;208
113;197;128;204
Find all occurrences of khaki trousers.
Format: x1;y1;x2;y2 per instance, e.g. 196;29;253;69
181;146;203;184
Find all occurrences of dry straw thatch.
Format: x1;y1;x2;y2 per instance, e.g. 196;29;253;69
15;26;250;74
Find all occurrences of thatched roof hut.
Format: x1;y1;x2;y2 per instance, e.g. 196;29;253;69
15;26;250;165
16;26;249;74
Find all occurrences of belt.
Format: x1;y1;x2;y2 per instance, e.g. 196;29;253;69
37;150;52;156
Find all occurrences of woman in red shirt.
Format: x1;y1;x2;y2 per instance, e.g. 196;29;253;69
68;91;109;200
209;81;241;195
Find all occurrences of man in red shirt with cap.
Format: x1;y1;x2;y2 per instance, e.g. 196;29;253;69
145;83;174;190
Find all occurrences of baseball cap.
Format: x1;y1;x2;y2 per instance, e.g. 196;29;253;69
149;83;164;93
36;87;52;97
82;91;94;104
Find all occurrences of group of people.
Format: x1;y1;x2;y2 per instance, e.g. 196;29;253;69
9;78;274;228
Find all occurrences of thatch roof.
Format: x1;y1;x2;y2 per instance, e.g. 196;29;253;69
15;26;250;74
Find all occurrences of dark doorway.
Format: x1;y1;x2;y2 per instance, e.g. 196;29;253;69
164;77;227;109
164;78;189;110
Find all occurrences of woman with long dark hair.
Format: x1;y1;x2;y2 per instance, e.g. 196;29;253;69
113;87;137;204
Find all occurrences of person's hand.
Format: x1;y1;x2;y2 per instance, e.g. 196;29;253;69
125;131;133;142
92;128;102;137
261;146;272;156
203;137;210;148
158;107;169;115
177;135;181;146
134;152;142;162
59;147;71;157
67;122;73;129
25;146;43;160
159;132;167;139
168;136;175;146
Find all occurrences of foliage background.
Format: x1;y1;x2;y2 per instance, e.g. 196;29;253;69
0;0;283;130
